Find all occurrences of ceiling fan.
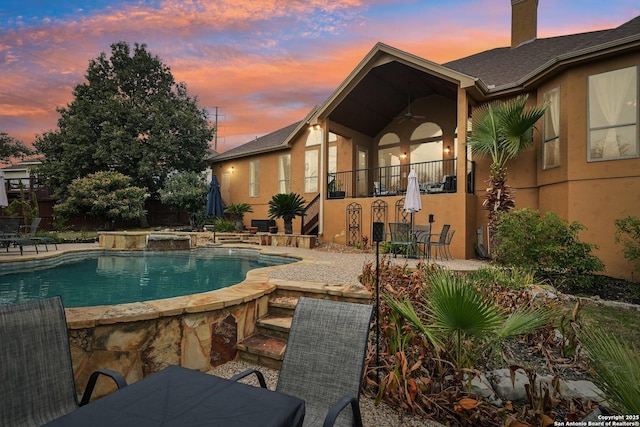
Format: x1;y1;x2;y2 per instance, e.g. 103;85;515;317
395;88;426;123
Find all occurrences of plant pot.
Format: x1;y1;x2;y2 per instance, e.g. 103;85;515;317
329;191;345;199
248;227;258;234
269;226;278;234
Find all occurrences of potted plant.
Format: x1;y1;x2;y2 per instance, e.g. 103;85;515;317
224;203;253;231
328;179;345;199
268;193;306;235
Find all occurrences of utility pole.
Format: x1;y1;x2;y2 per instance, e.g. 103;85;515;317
213;106;219;152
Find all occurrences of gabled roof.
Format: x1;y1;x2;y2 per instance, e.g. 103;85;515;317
310;42;480;136
445;15;640;91
209;121;302;162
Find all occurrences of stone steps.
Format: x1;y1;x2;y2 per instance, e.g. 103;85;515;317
237;296;299;369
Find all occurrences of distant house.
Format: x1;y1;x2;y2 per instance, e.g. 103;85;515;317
209;0;640;280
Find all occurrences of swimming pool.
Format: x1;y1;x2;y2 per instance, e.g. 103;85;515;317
0;248;295;307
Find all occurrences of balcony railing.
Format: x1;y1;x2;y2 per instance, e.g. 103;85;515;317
327;159;475;199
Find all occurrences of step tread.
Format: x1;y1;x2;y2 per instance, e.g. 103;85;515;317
258;315;292;331
237;334;286;360
269;296;299;309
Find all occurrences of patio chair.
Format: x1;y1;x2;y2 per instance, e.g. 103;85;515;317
388;222;415;258
373;182;390;196
413;224;433;260
0;216;40;255
20;217;58;251
231;297;373;427
430;225;452;260
0;296;127;426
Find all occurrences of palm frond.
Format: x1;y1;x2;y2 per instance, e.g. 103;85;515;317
427;269;504;337
580;327;640;414
383;294;442;350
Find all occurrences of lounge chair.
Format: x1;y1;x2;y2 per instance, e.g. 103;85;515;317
0;296;127;426
231;297;373;427
20;217;58;251
0;216;39;255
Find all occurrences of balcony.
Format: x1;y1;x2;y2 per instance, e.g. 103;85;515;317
327;159;475;199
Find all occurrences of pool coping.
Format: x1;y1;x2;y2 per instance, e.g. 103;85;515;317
1;244;371;329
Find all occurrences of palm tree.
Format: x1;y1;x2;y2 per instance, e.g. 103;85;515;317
268;193;306;235
467;95;547;246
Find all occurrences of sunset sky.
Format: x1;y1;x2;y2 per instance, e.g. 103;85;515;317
1;0;638;156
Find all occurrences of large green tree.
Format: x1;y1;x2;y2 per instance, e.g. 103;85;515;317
0;132;32;162
466;95;547;244
34;41;213;198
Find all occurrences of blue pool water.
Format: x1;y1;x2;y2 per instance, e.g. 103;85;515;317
0;249;294;308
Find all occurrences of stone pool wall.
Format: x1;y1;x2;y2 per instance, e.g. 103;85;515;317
65;287;270;398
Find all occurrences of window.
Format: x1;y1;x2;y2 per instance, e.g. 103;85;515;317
306;128;322;146
249;160;259;197
543;87;560;169
304;149;319;193
588;66;638;161
376;132;404;192
278;154;291;194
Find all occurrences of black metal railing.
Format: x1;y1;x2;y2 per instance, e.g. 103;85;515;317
327;159;475;199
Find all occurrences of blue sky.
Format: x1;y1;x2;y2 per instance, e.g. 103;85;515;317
0;0;638;155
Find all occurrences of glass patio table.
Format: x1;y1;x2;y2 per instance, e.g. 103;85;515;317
44;365;305;427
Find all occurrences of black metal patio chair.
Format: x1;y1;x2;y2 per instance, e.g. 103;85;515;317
0;296;127;426
388;222;415;258
231;297;373;427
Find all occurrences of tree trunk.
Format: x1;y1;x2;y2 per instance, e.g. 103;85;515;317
284;219;293;234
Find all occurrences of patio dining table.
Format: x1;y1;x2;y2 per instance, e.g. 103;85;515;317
44;365;305;427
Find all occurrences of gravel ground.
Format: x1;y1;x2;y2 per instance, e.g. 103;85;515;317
208;359;442;427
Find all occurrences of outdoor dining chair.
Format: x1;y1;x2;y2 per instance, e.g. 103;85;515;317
413;224;433;260
430;225;453;260
231;297;373;427
0;296;127;426
387;222;415;258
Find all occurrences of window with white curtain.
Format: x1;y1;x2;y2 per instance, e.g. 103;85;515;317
278;154;291;193
588;66;638;161
543;87;560;169
249;160;259;197
304;149;319;193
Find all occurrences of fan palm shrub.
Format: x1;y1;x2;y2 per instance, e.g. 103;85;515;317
268;193;306;234
467;95;547;248
579;327;640;414
385;268;551;370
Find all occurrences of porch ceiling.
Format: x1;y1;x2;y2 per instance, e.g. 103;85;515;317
328;60;459;137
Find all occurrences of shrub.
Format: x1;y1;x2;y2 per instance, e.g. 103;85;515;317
54;171;147;229
493;208;604;280
615;216;640;276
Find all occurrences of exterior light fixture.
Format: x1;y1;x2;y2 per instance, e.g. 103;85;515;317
444;145;451;155
230;166;235;172
401;152;407;159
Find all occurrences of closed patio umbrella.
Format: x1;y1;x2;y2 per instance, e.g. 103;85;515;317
0;170;8;208
403;169;422;257
205;175;224;217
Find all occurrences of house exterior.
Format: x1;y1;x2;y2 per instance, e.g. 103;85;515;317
209;0;640;281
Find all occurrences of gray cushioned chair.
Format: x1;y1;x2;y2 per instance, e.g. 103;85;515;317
0;297;126;426
231;297;373;427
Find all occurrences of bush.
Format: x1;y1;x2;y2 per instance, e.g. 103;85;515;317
616;216;640;275
493;208;604;280
209;217;236;232
54;171;147;228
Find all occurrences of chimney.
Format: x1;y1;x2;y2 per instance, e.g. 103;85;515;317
511;0;538;48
